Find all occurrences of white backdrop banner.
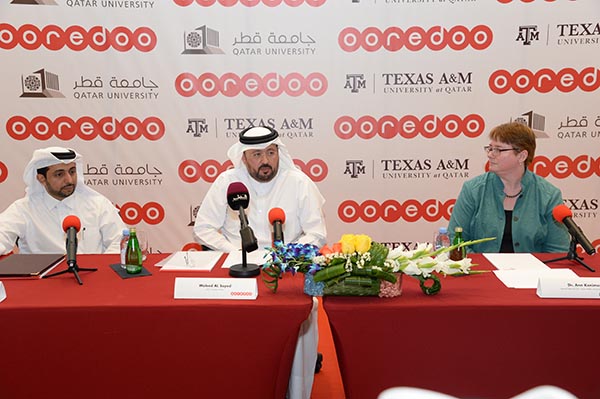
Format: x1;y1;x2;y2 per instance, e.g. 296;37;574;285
1;0;598;256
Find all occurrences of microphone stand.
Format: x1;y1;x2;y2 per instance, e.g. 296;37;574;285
229;247;260;278
544;237;595;272
44;259;97;285
229;207;260;278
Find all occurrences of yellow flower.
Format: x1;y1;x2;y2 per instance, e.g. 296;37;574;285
354;234;372;253
340;234;356;254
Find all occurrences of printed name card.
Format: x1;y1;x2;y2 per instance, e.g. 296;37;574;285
0;281;6;303
537;276;600;299
174;277;257;300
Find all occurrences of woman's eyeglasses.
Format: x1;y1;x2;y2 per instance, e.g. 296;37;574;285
483;146;518;156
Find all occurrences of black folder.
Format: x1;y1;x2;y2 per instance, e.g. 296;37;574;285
0;254;65;278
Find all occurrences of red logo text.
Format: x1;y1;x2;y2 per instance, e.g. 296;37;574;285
6;116;165;141
0;24;156;52
119;202;165;225
179;160;233;183
179;159;327;183
531;155;600;179
489;67;600;94
338;199;455;223
175;72;328;97
0;161;7;183
339;25;493;52
498;0;574;3
173;0;325;6
334;114;485;139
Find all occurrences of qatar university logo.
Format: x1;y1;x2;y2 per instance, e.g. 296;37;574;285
182;25;224;54
20;69;64;98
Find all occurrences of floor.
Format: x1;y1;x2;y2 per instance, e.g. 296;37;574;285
310;298;346;399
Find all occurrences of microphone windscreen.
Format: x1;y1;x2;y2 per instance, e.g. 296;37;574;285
227;182;250;210
552;204;572;223
62;215;81;232
268;207;286;224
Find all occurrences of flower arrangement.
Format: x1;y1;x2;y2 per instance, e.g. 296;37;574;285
261;234;494;297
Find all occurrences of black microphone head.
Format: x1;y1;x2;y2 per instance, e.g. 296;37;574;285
227;182;249;210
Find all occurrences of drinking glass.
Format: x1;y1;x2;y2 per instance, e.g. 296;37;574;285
136;230;149;261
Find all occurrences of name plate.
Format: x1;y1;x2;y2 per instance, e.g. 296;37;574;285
0;281;6;303
174;277;257;300
537;276;600;299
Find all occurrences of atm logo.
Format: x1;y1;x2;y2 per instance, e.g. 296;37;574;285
119;202;165;225
173;0;326;6
0;24;156;52
339;25;493;52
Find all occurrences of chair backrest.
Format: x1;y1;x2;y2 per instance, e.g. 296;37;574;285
378;386;579;399
378;387;459;399
510;386;579;399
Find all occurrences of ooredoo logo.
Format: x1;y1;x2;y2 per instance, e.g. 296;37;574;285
179;158;327;183
293;159;328;182
6;116;165;141
334;114;485;139
338;199;455;223
174;0;325;6
498;0;575;3
179;160;233;183
489;67;600;94
0;24;156;52
181;242;203;251
338;25;493;52
0;161;7;183
175;72;328;97
119;202;165;225
530;155;600;179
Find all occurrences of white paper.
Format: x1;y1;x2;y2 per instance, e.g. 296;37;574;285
155;251;223;271
220;249;270;269
174;277;257;300
0;281;6;303
494;268;578;289
483;253;550;271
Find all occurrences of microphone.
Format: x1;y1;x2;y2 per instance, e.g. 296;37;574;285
552;204;596;255
268;207;286;245
226;182;258;252
62;215;81;267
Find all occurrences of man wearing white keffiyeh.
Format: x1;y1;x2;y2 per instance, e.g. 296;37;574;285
193;126;327;252
0;147;125;255
193;126;326;399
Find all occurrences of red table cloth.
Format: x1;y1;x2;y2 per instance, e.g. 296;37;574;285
323;253;600;399
0;253;313;399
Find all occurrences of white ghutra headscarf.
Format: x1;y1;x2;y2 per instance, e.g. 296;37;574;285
23;146;98;198
226;126;296;171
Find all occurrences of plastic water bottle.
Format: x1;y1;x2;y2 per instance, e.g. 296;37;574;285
434;227;451;250
119;228;130;268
